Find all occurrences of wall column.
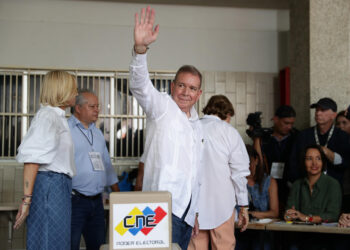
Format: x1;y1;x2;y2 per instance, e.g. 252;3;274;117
290;0;350;129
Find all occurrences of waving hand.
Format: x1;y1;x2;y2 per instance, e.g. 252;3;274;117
134;6;159;54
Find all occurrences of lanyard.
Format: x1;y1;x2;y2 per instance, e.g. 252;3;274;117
314;124;334;147
77;125;93;146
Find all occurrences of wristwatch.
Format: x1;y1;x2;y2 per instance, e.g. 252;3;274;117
240;206;249;211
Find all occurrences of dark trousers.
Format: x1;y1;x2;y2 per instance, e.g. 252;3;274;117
286;232;340;250
235;229;272;250
71;194;105;250
172;201;193;250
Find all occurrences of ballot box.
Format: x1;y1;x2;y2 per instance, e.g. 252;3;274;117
109;191;172;250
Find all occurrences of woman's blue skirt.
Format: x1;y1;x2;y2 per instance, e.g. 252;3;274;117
26;171;72;250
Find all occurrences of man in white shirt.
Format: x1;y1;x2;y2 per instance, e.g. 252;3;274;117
129;7;203;249
189;95;250;250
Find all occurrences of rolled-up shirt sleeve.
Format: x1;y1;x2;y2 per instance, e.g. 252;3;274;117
333;152;342;165
228;129;250;206
16;111;59;164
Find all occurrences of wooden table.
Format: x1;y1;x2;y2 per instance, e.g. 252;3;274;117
266;221;350;235
237;220;350;235
235;219;276;231
237;222;266;230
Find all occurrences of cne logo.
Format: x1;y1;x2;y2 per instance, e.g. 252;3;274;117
115;206;167;236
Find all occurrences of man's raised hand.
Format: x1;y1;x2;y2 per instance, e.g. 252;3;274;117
134;6;159;54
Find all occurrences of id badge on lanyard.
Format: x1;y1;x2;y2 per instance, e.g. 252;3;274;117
89;152;105;171
270;162;285;179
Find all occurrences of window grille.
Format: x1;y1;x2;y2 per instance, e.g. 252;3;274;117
0;68;175;160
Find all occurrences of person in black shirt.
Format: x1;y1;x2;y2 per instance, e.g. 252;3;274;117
261;105;297;215
289;97;350;186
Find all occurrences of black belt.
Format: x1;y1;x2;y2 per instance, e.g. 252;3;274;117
72;189;101;200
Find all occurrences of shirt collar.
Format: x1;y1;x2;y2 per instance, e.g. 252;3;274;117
188;106;199;122
272;134;290;142
202;114;221;121
41;104;66;117
303;172;326;188
170;96;199;121
316;124;332;136
71;114;94;130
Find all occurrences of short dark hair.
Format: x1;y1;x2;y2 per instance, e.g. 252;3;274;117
275;105;296;118
300;145;327;176
174;65;202;87
202;95;234;120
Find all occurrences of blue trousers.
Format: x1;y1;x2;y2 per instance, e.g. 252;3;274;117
26;171;72;250
172;201;193;250
71;194;106;250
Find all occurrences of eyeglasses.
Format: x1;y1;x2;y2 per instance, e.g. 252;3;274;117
87;104;100;110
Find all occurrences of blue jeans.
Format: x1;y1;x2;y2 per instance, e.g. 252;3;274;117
172;202;193;250
71;194;106;250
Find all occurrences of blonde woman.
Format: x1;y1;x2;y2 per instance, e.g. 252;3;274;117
14;71;77;250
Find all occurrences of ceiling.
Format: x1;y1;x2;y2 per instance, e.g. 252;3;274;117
94;0;290;10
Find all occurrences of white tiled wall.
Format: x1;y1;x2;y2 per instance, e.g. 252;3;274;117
200;71;278;143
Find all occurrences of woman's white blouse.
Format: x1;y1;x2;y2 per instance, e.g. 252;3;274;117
16;105;76;177
198;115;250;229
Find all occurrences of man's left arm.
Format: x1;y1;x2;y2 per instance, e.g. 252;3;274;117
323;131;350;167
321;146;336;163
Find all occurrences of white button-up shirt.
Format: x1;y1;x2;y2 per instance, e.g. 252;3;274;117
129;53;203;226
198;115;250;229
16;105;76;178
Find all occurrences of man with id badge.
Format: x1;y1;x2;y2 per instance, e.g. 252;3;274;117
261;105;297;214
68;90;120;250
289;97;350;186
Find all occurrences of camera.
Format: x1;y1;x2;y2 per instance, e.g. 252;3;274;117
246;112;272;139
